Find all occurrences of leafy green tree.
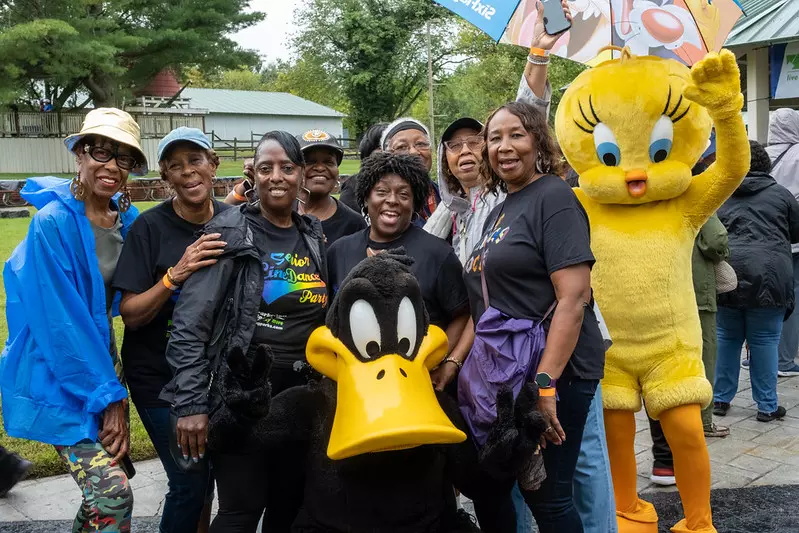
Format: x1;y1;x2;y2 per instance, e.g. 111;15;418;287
292;0;456;136
0;0;263;109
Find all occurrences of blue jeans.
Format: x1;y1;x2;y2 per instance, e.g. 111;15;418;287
521;377;598;533
573;384;617;533
512;385;616;533
139;406;214;533
778;254;799;371
715;308;785;414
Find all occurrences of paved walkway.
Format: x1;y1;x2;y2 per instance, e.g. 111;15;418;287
3;372;799;525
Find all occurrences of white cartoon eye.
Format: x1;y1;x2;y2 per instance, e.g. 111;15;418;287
396;297;417;357
350;300;381;359
593;123;621;167
649;116;674;163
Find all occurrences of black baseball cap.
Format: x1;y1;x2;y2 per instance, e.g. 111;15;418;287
297;129;344;166
441;117;483;144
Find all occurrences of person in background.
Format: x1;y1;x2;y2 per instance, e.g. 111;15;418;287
339;122;387;212
1;108;148;532
113;127;230;533
463;100;605;533
165;131;327;532
380;118;441;224
296;129;366;244
714;140;799;423
224;157;255;205
767;108;799;376
0;446;32;497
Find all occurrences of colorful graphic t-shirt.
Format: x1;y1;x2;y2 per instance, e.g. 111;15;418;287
245;211;328;367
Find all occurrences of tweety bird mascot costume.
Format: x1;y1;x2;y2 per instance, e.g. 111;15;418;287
555;48;749;533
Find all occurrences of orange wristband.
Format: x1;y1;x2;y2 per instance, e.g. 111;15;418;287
529;47;550;58
162;273;179;291
232;188;247;202
538;387;557;397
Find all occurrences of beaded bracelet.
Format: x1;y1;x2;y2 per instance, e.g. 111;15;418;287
527;54;551;66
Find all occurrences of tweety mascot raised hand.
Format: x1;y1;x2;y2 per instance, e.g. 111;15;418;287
555;48;749;533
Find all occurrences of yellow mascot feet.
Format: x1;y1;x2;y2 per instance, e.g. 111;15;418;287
659;404;717;533
605;410;658;533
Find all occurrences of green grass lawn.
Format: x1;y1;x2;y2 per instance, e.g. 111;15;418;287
0;202;160;478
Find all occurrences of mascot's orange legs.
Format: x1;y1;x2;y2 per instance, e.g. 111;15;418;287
659;404;715;533
605;405;716;533
604;409;658;533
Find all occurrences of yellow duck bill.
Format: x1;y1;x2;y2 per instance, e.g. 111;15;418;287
306;325;467;460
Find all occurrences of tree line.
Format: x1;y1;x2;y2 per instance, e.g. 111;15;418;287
0;0;585;137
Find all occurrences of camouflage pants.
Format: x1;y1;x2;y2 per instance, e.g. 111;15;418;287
54;441;133;533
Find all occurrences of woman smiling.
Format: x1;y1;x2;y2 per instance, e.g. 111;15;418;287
164;130;327;531
296;129;366;245
327;151;472;391
113;127;230;533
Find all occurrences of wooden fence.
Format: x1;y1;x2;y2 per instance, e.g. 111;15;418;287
0;176;241;207
0;110;205;138
208;131;359;161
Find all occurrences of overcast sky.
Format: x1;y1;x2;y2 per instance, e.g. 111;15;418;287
232;0;300;64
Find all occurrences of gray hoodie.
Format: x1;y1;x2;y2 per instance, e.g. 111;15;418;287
432;74;552;264
766;108;799;252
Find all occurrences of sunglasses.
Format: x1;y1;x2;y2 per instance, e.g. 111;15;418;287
444;136;483;153
84;144;138;171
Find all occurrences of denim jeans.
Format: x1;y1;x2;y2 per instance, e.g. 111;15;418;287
715;307;785;414
778;254;799;371
517;385;616;533
139;406;214;533
521;377;598;533
573;384;617;533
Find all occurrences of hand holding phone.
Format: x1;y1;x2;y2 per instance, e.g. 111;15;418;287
541;0;572;36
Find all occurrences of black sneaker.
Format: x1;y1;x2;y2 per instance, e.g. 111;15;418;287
0;454;32;497
757;406;787;422
713;401;730;416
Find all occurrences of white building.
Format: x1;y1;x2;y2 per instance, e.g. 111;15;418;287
181;88;346;141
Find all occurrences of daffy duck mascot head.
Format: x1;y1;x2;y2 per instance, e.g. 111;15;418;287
255;251;545;533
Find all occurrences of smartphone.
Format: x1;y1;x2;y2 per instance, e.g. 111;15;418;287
541;0;572;36
120;454;136;480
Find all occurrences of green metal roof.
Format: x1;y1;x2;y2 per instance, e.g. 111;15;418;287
725;0;799;48
181;88;345;118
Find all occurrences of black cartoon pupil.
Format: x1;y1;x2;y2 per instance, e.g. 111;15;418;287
603;153;617;166
654;149;668;163
398;337;410;355
366;341;380;357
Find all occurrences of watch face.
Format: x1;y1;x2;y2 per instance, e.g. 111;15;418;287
535;373;551;388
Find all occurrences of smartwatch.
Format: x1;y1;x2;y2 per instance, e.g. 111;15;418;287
535;372;557;389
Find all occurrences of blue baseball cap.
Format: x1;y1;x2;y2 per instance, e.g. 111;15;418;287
157;127;212;162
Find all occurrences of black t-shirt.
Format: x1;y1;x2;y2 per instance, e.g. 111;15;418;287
112;198;232;407
327;225;469;329
463;174;605;380
245;211;328;368
321;198;367;246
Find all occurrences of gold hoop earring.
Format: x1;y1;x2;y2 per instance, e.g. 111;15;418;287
70;173;86;200
118;185;132;213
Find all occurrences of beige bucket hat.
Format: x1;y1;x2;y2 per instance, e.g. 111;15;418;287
64;108;149;176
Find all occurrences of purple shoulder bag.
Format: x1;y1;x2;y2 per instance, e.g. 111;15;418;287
458;247;556;447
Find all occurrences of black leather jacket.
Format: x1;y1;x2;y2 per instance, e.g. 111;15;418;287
161;205;327;417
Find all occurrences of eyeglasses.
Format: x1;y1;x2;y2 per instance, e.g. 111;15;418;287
391;141;432;154
84;144;138;171
444;136;484;154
